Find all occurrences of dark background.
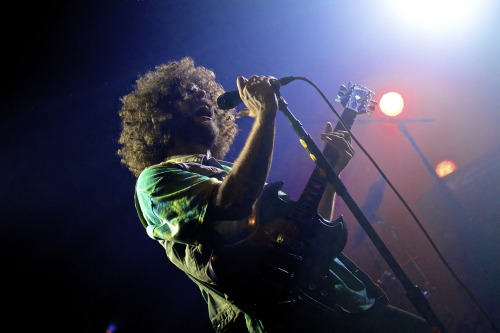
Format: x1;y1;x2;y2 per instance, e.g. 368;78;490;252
2;1;499;332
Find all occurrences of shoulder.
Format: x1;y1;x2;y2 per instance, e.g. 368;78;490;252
137;162;182;181
136;163;191;193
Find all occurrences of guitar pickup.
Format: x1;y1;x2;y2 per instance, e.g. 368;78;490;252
275;233;304;253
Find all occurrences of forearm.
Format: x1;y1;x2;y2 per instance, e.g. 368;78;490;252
319;182;336;220
215;116;276;213
211;75;278;217
317;123;355;220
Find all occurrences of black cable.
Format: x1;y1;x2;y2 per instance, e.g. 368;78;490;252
284;76;499;333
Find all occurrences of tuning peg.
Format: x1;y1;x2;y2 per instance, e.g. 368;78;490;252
335;83;350;103
365;99;377;113
336;86;347;100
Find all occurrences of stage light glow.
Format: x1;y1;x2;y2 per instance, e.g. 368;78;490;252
379;92;404;117
388;0;491;35
435;160;457;178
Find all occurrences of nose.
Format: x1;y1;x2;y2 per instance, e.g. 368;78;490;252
192;88;206;99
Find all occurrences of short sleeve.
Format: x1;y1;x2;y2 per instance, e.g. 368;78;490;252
135;164;221;245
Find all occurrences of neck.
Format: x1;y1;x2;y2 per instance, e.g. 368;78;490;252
168;141;211;157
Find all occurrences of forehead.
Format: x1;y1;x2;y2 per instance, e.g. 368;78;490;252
178;80;200;90
179;81;200;91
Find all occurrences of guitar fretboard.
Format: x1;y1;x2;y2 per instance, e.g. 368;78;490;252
293;108;359;222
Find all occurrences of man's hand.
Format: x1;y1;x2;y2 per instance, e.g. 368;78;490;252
236;75;278;120
321;122;354;175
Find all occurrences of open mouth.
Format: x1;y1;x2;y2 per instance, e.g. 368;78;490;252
194;105;213;121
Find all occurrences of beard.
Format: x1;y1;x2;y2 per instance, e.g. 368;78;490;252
170;114;219;149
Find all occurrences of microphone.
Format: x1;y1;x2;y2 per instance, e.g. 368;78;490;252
217;76;297;110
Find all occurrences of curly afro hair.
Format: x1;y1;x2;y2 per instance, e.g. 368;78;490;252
117;57;238;177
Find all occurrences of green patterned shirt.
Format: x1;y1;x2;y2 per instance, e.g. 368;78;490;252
134;154;384;332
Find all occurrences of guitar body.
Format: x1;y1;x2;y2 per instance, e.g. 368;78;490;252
210;181;348;315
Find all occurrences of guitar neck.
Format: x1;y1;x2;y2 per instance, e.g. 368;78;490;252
295;108;358;217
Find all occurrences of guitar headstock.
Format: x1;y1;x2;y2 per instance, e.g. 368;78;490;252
335;82;377;116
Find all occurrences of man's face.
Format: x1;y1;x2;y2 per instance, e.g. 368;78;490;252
171;82;219;148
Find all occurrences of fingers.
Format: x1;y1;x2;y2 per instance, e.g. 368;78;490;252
321;130;349;142
236;108;250;118
324;121;333;133
322;130;354;155
235;75;279;118
237;75;277;92
237;76;247;93
339;130;351;143
322;130;351;143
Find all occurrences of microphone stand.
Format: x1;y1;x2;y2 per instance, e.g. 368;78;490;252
275;94;447;333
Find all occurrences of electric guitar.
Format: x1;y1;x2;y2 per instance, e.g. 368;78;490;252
210;82;376;317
